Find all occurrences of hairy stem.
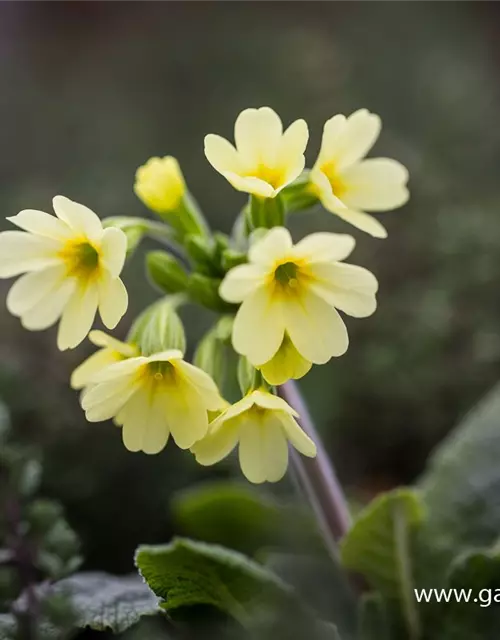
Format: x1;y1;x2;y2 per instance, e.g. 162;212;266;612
278;380;351;556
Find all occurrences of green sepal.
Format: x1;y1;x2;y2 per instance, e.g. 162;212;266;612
185;234;217;275
237;356;270;396
248;194;285;230
156;192;209;241
146;250;189;294
129;298;186;356
280;171;319;213
193;316;233;388
187;273;234;312
221;248;247;271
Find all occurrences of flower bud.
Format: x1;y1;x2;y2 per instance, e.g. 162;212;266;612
193;317;233;388
188;274;234;313
248;194;285;230
146;250;188;294
135;156;186;214
134;156;208;240
129;298;186;356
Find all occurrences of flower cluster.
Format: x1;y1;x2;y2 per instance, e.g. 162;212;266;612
0;107;408;483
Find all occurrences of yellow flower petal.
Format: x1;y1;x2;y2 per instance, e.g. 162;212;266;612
7;210;72;241
292;232;355;264
6;265;66;317
234;107;283;168
165;383;209;450
192;417;240;466
57;282;99;351
251;389;299;416
203;134;242;175
0;231;60;278
331;207;388;239
101;227;127;277
308;262;378;318
134;156;186;213
174;361;224;412
259;336;312;386
88;330;137;357
278;413;317;458
285;291;348;363
326;109;381;171
248;226;292;266
340;158;409;211
219;263;267;304
232;286;285;365
222;172;275;199
21;279;76;330
52;196;103;241
71;349;122;390
98;274;128;329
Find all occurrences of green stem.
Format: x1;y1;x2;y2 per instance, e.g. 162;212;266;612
394;503;421;640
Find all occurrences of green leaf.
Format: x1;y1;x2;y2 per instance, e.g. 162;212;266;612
359;593;391;640
340;489;424;639
435;547;500;639
44;572;160;633
172;482;281;555
420;382;500;551
135;537;296;625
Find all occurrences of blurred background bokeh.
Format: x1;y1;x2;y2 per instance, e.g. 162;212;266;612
1;0;500;579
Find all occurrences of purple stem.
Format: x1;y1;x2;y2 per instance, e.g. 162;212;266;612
278;380;351;555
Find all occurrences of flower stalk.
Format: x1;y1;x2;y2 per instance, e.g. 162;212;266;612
278;380;351;555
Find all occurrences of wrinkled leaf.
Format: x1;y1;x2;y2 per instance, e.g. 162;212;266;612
135;538;296;624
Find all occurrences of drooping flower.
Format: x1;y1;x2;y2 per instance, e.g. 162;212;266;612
81;350;224;454
258;334;312;386
192;389;316;484
71;330;138;390
310;109;409;238
219;227;378;378
134;156;186;214
204;107;309;199
0;196;128;350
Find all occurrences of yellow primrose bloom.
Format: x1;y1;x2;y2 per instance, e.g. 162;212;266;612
81;350;224;454
134;156;186;213
310;109;409;239
0;196;128;350
71;330;138;390
204;107;308;199
259;334;312;386
192;389;316;484
219;227;378;374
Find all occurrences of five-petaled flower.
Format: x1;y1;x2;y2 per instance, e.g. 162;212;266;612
204;107;308;199
192;388;316;484
310;109;409;238
0;196;128;350
134;156;186;214
80;350;225;454
219;227;378;383
71;330;138;390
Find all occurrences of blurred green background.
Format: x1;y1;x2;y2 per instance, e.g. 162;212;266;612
1;1;500;576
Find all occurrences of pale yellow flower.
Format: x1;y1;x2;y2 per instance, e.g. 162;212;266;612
204;107;308;198
134;156;186;213
81;350;224;454
259;334;312;386
219;227;378;374
71;330;138;390
310;109;409;238
0;196;128;350
192;389;316;484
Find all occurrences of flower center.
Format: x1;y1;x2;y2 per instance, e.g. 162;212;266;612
253;164;283;190
148;361;175;383
274;261;299;288
60;240;100;280
320;162;346;198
